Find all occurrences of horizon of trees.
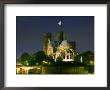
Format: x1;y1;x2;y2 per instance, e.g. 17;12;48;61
17;50;94;66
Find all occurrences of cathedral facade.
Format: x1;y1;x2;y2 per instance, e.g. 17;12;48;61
43;19;76;62
44;32;76;62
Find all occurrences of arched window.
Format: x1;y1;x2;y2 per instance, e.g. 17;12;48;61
67;55;69;59
70;53;73;59
63;55;65;59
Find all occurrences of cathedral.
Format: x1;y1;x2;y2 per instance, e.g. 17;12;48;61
43;19;76;62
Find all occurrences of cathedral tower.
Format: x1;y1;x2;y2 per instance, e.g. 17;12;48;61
47;39;53;56
43;32;52;54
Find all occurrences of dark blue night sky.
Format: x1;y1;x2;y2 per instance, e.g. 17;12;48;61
16;16;94;58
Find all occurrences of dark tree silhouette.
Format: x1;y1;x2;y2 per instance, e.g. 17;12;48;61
34;51;47;65
21;52;32;66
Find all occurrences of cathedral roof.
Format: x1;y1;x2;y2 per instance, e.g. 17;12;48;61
60;40;70;46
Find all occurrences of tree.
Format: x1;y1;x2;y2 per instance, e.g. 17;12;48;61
82;51;94;65
74;54;82;63
82;51;94;73
21;52;32;66
30;54;36;66
56;56;63;65
46;56;55;65
34;51;47;65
